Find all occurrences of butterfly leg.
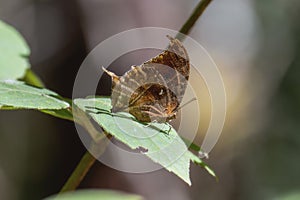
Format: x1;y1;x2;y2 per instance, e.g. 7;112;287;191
142;105;165;116
166;123;172;134
157;123;172;135
143;120;158;128
141;110;164;118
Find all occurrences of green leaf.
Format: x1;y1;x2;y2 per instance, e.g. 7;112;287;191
44;189;143;200
0;20;30;80
74;97;215;185
181;136;201;151
189;151;217;179
0;80;69;110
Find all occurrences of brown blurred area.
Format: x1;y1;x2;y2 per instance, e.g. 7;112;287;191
1;0;300;199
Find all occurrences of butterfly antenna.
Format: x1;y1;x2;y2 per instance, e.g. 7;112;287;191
176;97;197;111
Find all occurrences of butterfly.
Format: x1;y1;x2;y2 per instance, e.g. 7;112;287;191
103;35;190;123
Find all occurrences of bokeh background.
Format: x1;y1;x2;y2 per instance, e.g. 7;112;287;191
0;0;300;199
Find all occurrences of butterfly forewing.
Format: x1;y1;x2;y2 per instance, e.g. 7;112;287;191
144;36;189;103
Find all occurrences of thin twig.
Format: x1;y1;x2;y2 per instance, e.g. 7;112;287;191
176;0;213;41
59;151;96;193
58;138;109;194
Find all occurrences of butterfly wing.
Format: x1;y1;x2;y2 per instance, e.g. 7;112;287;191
144;35;189;104
104;35;190;122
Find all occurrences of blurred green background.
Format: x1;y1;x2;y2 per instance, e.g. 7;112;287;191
0;0;300;199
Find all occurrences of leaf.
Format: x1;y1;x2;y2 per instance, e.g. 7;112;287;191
0;20;30;80
44;189;143;200
0;80;69;110
181;136;201;151
189;151;217;179
74;97;215;185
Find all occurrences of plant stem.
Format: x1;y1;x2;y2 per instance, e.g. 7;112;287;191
58;139;109;194
57;107;110;194
176;0;213;41
22;69;45;87
59;150;96;193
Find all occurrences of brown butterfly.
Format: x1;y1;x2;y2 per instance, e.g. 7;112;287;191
103;35;190;123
